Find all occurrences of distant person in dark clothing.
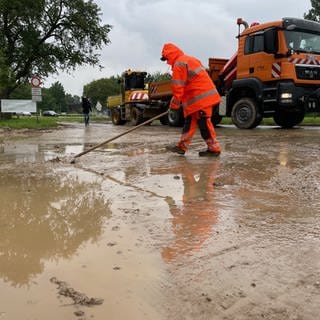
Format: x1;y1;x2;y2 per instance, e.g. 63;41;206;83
82;96;92;126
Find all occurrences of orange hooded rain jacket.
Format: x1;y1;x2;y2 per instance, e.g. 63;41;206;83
161;43;221;117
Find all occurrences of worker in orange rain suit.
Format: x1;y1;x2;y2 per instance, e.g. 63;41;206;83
160;42;221;157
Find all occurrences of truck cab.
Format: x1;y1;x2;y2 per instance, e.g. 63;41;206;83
210;17;320;128
123;70;146;91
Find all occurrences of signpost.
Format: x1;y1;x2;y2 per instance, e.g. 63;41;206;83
31;76;42;102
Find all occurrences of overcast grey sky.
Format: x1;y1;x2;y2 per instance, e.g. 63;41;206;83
46;0;311;96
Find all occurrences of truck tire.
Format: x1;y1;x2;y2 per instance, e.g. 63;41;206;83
130;107;144;126
231;98;262;129
111;109;126;125
273;108;305;128
211;106;223;126
159;114;169;125
168;108;184;127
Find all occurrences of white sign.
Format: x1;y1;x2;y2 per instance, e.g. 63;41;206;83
31;87;42;102
32;87;42;96
32;95;42;102
1;99;37;113
96;101;102;111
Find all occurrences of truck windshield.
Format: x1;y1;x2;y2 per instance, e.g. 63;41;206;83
284;30;320;54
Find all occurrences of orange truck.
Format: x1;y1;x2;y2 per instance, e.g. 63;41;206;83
209;17;320;128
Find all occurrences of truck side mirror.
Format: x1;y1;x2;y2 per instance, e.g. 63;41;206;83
264;28;278;54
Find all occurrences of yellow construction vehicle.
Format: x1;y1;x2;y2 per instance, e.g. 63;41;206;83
107;70;169;126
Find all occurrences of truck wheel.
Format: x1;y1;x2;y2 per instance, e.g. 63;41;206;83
168;108;184;127
211;106;223;126
231;98;262;129
130;107;144;126
111;109;126;125
273;108;305;128
159;114;169;125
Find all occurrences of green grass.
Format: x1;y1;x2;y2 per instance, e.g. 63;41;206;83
0;114;319;130
0;115;109;129
0;116;61;129
220;115;320;126
301;116;320;125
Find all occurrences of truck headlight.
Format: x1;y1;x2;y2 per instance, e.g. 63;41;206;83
280;92;293;103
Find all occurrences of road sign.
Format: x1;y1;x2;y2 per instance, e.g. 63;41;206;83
32;87;42;102
32;87;41;96
32;95;42;102
96;101;102;111
31;76;41;87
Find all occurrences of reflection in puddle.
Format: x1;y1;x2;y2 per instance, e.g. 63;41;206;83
0;144;39;163
0;167;110;287
41;144;85;161
0;143;84;163
39;144;84;160
143;160;221;263
278;141;289;167
64;144;84;155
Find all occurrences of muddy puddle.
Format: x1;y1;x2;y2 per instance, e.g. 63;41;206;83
0;122;320;319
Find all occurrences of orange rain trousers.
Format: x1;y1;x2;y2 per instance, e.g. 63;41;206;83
176;107;220;152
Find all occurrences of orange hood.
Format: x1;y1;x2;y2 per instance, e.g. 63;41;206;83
161;43;184;66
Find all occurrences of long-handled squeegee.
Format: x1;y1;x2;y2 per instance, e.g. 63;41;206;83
70;110;168;164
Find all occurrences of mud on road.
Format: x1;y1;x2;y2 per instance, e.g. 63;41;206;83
0;122;320;320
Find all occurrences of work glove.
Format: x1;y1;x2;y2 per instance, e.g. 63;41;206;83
169;97;181;110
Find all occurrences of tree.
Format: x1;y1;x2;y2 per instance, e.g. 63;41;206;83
39;88;57;112
41;82;66;113
48;82;66;112
83;76;121;109
304;0;320;22
65;93;80;109
145;71;171;83
0;0;111;98
10;83;32;100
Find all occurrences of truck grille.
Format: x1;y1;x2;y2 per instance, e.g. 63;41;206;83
296;65;320;80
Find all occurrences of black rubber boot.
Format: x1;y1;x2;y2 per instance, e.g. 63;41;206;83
198;149;220;157
166;145;185;155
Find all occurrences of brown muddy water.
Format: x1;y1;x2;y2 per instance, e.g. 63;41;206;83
0;122;320;320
